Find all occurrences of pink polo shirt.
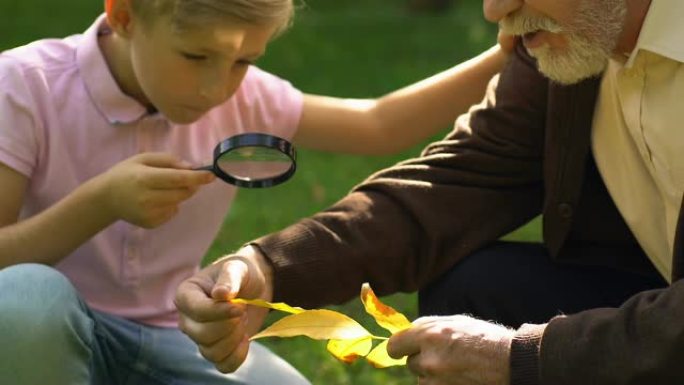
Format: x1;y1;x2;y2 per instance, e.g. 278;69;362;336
0;15;303;327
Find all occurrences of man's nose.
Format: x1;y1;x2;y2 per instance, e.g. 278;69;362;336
483;0;523;22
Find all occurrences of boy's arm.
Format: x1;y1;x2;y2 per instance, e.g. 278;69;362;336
0;155;215;268
0;162;115;267
293;45;507;155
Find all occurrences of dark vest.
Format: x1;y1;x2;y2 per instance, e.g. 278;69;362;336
543;76;683;281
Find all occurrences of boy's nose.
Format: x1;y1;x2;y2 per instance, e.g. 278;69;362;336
199;78;232;106
199;85;228;105
483;0;524;22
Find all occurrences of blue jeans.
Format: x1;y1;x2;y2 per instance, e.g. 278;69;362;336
0;264;311;385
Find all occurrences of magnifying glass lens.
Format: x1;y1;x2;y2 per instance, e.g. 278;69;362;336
216;146;293;181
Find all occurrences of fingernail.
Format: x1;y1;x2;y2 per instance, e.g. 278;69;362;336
212;285;230;300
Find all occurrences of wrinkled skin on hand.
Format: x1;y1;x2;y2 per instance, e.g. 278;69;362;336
387;315;514;385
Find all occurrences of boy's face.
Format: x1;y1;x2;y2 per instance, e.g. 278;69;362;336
126;15;275;124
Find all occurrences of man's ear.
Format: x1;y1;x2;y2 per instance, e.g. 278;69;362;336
105;0;135;38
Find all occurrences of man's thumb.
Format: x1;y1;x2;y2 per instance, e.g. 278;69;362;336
211;257;249;301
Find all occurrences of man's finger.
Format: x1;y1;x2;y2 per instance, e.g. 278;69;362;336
215;335;251;374
197;317;247;363
212;257;250;301
176;280;241;323
406;354;426;379
178;313;246;344
387;328;421;359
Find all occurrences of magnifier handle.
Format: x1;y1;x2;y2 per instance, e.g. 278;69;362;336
194;165;214;172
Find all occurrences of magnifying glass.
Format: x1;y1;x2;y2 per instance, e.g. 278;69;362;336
196;133;297;188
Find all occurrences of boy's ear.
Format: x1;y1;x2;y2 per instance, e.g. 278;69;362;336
105;0;135;38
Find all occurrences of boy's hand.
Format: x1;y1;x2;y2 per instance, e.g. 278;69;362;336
497;30;517;56
95;152;215;228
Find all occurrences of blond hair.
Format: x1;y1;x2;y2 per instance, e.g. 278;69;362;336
130;0;294;36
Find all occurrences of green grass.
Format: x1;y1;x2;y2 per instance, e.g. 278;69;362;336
1;1;540;383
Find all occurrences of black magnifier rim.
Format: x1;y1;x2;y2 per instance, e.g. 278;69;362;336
212;133;297;188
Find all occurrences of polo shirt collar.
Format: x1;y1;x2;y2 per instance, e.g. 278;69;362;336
76;14;149;125
626;0;684;67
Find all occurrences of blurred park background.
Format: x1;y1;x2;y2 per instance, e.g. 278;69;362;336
0;0;540;384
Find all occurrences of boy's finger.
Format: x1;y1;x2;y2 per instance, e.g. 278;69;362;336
145;168;215;189
135;152;187;167
146;187;199;205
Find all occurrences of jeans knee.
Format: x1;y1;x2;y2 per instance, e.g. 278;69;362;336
0;264;94;385
0;263;89;335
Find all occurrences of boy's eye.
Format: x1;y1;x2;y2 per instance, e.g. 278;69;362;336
181;52;207;61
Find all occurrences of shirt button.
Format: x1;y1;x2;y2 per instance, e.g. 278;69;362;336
558;203;573;219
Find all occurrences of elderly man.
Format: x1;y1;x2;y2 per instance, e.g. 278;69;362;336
176;0;684;383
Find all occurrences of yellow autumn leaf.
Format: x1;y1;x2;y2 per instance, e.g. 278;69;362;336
326;336;373;364
232;283;411;369
231;298;304;314
250;309;372;340
365;340;407;368
360;283;412;334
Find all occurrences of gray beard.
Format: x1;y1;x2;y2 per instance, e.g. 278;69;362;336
534;1;626;84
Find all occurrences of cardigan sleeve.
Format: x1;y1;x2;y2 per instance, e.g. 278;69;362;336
253;43;550;308
534;279;684;384
509;277;684;385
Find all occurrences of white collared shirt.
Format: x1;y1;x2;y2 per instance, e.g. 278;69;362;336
592;0;684;281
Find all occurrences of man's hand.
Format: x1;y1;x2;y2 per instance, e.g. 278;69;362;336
175;245;274;373
387;315;514;385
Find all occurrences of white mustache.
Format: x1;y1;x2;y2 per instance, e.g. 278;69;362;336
499;12;563;36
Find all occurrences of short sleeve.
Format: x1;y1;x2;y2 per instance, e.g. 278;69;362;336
0;56;41;177
232;65;304;140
